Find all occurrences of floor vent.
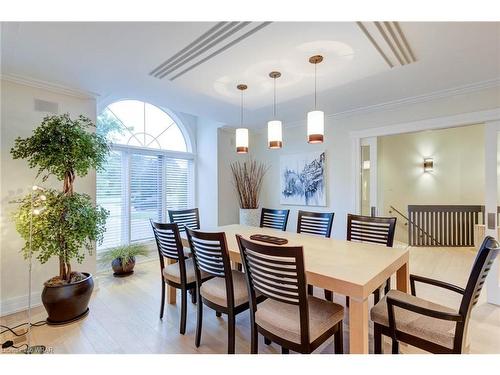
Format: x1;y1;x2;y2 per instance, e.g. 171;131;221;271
357;21;417;68
150;21;271;81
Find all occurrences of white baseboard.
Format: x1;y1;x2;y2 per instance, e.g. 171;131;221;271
0;292;43;317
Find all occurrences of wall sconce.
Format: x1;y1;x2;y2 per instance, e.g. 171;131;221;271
424;158;434;172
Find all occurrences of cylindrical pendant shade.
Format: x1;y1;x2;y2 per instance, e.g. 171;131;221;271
267;120;283;149
307;110;324;143
235;128;249;154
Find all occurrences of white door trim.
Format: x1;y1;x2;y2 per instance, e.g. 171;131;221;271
350;108;500;305
485;120;500;305
349;108;500;139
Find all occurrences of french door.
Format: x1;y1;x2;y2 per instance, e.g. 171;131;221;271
359;137;378;216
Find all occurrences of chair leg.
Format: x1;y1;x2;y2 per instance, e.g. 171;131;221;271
228;313;236;354
264;337;272;345
180;288;187;335
384;278;391;295
373;288;380;305
307;284;314;296
374;324;382;354
251;324;258;354
281;347;289;354
334;322;343;354
160;281;166;319
392;339;399;354
324;290;333;302
237;263;242;271
216;311;222;317
195;293;203;347
190;288;197;304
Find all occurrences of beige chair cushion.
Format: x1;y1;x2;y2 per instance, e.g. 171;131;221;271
200;270;249;307
163;258;207;284
370;290;457;349
255;296;344;344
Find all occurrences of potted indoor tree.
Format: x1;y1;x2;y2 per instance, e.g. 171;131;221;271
99;244;149;277
230;159;268;227
11;113;109;325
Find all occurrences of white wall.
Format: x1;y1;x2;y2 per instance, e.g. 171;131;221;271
217;127;260;226
196;117;223;228
377;124;485;242
246;86;500;239
0;79;97;316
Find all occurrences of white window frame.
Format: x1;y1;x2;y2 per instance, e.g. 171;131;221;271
106;143;195;247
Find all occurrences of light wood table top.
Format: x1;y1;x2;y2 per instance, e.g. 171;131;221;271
177;224;410;354
210;224;409;300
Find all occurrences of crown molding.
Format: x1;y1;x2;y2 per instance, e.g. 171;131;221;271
330;78;500;120
278;78;500;130
0;73;99;99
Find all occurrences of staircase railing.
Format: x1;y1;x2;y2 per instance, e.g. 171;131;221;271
407;205;484;247
389;205;441;246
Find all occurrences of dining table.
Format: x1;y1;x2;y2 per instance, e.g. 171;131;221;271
174;224;410;354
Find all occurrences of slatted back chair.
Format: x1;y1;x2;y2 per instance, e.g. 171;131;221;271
151;220;185;265
150;220;195;334
346;214;397;305
297;210;334;238
186;228;249;354
260;208;290;231
455;236;500;346
237;235;308;350
374;236;500;354
168;208;200;233
237;235;344;354
186;229;232;284
347;214;397;247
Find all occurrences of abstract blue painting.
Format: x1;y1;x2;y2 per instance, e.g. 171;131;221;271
280;151;326;206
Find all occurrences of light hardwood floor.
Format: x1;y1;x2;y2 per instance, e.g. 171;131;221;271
1;246;499;354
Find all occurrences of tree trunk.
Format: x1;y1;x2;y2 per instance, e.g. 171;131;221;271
59;255;66;281
61;168;75;281
66;261;72;282
63;169;75;195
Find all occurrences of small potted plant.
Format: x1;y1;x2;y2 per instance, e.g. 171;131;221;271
99;244;149;277
230;159;268;227
11;113;109;325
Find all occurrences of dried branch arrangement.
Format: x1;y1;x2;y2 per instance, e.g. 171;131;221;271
230;159;268;209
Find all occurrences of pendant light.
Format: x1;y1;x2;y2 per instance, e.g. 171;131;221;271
307;55;325;144
267;71;283;149
235;84;249;154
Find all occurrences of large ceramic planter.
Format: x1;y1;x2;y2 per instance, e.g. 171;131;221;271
111;256;136;277
41;272;93;325
239;208;260;227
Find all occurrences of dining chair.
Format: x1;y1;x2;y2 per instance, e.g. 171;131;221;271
347;214;397;305
260;208;290;231
371;236;499;354
186;228;261;354
168;208;200;232
297;210;335;301
297;210;334;238
236;235;344;354
150;220;210;334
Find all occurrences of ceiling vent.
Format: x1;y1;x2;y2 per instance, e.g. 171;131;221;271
150;21;271;81
34;98;59;114
357;21;417;68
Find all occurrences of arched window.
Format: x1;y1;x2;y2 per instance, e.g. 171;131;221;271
96;100;194;251
98;100;189;152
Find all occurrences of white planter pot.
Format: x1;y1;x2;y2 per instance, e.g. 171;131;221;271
239;208;260;227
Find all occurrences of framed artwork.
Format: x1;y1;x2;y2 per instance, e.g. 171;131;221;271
280;151;326;206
